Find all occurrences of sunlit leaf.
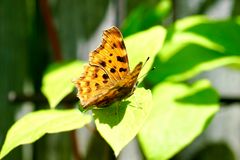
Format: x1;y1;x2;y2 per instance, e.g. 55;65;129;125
41;61;85;108
0;109;92;159
138;80;219;160
147;16;240;84
125;26;166;79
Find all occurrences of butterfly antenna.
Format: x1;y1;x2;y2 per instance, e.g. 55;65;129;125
137;67;155;81
137;57;155;81
142;57;150;69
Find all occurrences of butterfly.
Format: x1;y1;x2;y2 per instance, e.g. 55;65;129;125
74;26;143;109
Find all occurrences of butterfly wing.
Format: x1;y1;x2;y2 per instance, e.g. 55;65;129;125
89;26;130;83
86;62;143;108
74;26;143;109
116;62;143;96
74;65;113;108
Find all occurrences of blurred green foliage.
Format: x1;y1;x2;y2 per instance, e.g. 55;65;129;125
121;0;172;36
191;143;235;160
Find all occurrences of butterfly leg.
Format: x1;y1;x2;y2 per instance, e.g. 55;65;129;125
114;101;120;116
129;94;143;110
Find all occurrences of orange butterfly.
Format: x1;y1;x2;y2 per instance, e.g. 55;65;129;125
74;26;143;109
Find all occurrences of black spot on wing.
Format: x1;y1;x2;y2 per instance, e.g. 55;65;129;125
102;74;109;79
92;73;98;78
85;81;90;86
99;44;104;50
119;68;127;72
103;80;108;84
113;43;117;48
95;83;100;89
100;61;106;67
117;56;127;63
120;40;126;49
110;68;116;73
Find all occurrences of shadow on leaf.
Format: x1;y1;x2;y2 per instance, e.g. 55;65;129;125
93;101;130;128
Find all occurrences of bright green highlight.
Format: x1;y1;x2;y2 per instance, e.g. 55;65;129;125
125;26;166;79
41;61;84;108
147;16;240;84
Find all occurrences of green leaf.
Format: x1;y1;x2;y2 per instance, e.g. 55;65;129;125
125;26;166;79
41;61;85;108
138;80;219;160
147;16;240;84
121;0;171;36
93;88;152;156
0;109;91;159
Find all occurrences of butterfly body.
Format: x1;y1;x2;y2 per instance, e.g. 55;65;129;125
74;27;143;109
